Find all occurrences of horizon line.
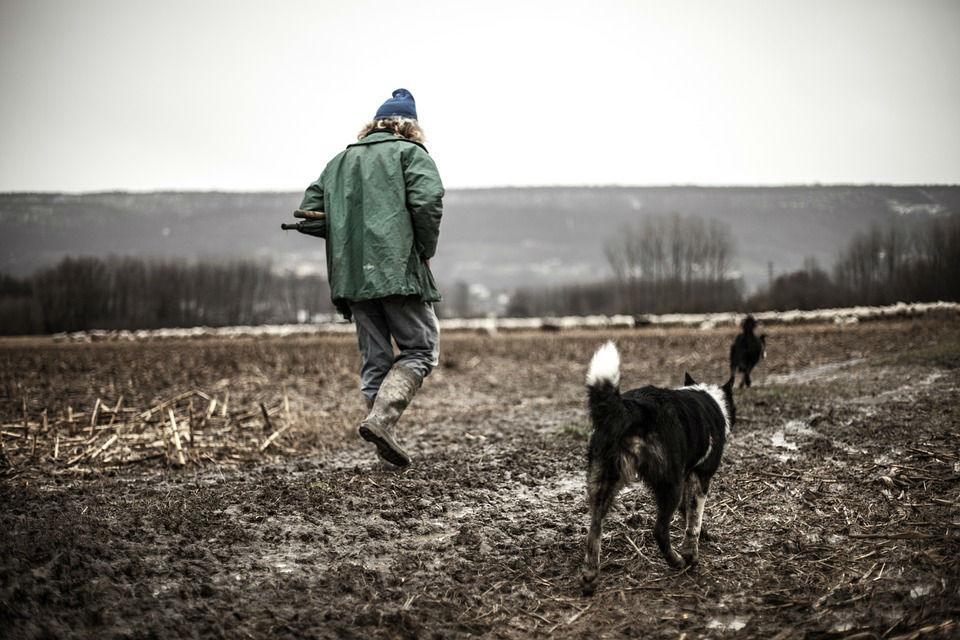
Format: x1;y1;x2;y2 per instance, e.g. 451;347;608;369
2;181;959;196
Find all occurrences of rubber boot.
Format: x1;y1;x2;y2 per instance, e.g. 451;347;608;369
357;365;420;467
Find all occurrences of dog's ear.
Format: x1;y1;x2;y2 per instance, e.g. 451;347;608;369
683;372;696;386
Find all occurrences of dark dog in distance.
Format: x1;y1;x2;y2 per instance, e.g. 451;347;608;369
729;315;766;388
581;341;734;595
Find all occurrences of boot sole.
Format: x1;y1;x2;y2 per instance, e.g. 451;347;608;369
358;424;411;467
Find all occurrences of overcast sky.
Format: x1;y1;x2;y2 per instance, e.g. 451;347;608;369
1;0;958;192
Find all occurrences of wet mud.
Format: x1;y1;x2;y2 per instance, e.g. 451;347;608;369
2;318;959;639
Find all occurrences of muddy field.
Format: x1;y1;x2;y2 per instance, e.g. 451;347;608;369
1;317;959;639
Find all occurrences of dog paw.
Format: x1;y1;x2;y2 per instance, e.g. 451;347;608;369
581;570;598;596
681;552;699;568
665;552;685;570
680;540;700;568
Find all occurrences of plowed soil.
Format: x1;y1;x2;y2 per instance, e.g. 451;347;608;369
2;317;959;639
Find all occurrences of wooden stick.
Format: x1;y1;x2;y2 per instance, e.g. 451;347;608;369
259;423;291;452
168;410;186;467
66;446;87;466
187;397;194;445
137;390;207;421
890;619;956;640
260;402;274;434
105;398;123;431
159;413;171;465
88;434;118;461
67;431;116;466
294;209;325;220
90;398;101;435
196;397;215;433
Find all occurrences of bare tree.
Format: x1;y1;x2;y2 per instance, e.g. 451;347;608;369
604;213;738;314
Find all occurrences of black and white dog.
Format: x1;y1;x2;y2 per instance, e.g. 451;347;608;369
729;315;766;388
581;341;734;595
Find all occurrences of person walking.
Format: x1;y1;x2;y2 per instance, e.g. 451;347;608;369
298;88;444;467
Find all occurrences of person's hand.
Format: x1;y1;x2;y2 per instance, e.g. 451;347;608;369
423;258;431;267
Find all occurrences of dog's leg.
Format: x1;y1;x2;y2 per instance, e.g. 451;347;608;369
581;465;622;595
744;365;752;388
682;475;712;541
681;474;708;566
652;479;685;569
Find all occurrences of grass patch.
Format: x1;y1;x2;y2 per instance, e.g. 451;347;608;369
307;480;333;495
878;338;960;368
556;421;592;440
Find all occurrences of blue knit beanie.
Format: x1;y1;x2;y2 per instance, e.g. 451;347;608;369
374;88;418;121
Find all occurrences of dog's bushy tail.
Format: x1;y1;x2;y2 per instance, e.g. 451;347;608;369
587;341;620;390
586;341;624;430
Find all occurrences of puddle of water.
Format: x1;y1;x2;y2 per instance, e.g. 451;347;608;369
831;620;856;633
874;450;903;467
783;419;816;437
766;358;866;384
408;526;453;547
854;372;946;405
707;616;749;631
829;609;859;633
447;505;476;520
768;419;826;460
361;556;395;571
771;431;798;451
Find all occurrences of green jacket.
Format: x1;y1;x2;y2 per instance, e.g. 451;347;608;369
299;132;444;317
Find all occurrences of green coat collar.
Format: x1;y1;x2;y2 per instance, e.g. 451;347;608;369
348;132;428;152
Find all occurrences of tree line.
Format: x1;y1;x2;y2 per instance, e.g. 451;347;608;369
749;214;959;310
0;257;334;334
1;213;957;334
509;212;959;317
510;213;742;316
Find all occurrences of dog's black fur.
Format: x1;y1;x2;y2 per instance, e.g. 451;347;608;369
581;342;734;595
729;315;766;388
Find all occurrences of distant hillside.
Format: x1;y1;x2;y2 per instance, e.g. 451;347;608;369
1;186;957;294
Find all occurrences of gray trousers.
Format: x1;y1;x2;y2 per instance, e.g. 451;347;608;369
349;295;440;404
